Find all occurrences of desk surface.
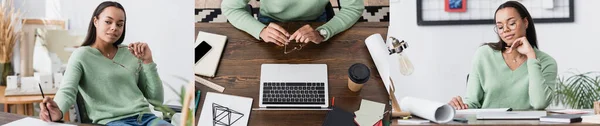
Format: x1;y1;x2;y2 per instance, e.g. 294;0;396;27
195;22;390;126
0;86;56;104
194;22;598;126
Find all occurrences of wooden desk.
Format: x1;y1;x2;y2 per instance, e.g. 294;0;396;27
195;22;391;126
0;86;69;121
0;112;94;126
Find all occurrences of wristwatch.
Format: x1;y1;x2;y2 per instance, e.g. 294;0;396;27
318;29;328;40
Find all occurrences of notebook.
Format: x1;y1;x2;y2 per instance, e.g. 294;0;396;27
323;107;357;126
539;114;583;123
476;111;547;120
582;115;600;124
194;31;227;77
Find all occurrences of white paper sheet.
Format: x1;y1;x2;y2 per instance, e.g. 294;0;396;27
4;117;75;126
198;92;253;126
354;99;386;126
456;108;511;115
399;97;455;123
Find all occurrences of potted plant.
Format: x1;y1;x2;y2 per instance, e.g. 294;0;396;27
550;71;600;109
0;0;24;86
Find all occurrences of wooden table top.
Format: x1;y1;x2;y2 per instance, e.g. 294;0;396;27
194;22;599;126
195;22;390;126
0;86;55;104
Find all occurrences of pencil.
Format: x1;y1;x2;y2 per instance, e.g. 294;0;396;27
38;83;52;121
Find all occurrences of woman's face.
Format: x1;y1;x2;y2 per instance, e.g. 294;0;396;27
93;6;125;44
495;7;528;46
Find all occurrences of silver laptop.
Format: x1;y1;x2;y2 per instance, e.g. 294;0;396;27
476;111;547;120
259;64;329;108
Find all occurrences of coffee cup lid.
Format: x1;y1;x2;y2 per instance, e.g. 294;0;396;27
348;63;370;84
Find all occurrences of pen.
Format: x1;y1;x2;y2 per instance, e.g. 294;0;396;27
453;118;468;123
38;83;52;121
331;97;335;107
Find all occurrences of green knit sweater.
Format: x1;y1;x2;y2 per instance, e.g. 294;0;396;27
464;46;557;110
53;45;163;124
221;0;364;41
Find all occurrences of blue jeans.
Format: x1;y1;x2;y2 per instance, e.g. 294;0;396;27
106;114;172;126
258;11;328;24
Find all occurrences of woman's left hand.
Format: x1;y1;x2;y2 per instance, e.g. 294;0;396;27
290;24;324;44
507;37;536;59
128;42;153;64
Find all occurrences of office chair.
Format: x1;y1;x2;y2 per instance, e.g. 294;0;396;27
74;92;92;123
466;74;469;86
73;92;182;123
248;0;340;22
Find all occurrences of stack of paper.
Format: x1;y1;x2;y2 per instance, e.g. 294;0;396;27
582;115;600;124
354;99;385;126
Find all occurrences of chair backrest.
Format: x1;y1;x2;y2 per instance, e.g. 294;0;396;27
466;74;470;86
325;2;335;21
74;92;92;123
252;0;339;21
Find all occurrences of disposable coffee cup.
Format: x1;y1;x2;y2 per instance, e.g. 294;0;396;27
348;63;370;92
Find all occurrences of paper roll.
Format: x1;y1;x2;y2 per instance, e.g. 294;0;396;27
364;34;392;94
400;96;455;123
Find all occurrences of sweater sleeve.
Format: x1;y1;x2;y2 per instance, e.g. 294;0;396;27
316;0;364;41
526;55;558;109
221;0;266;40
54;51;83;114
464;47;486;109
138;62;164;104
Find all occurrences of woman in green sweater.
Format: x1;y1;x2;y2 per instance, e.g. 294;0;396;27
38;1;171;126
448;1;557;110
222;0;364;46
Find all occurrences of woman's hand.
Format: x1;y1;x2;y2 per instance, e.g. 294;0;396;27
128;42;153;64
259;23;290;46
449;96;469;110
39;97;62;122
290;24;324;44
507;37;536;59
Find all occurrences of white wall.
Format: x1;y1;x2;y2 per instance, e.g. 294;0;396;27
16;0;194;106
389;0;600;103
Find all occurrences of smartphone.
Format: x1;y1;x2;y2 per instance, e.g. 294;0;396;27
195;41;212;64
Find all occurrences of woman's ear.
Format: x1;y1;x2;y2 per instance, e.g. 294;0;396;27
523;17;529;29
93;16;98;27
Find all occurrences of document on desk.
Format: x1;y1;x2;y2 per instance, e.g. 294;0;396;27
456;108;512;115
4;117;75;126
399;97;455;123
198;92;252;126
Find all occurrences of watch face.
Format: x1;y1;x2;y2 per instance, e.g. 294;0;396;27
319;29;327;36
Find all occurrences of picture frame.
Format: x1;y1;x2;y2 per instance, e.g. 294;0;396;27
445;0;467;12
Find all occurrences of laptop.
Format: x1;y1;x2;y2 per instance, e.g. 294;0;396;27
476;111;547;120
259;64;329;108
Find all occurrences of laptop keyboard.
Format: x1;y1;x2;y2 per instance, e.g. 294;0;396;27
262;82;326;105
